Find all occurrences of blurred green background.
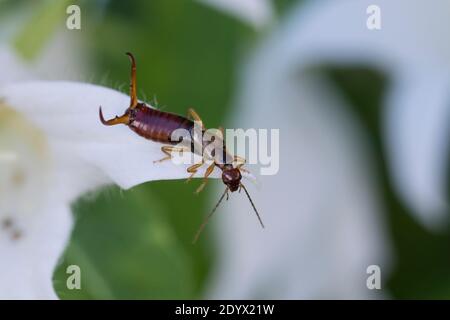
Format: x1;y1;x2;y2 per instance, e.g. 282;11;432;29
1;0;449;299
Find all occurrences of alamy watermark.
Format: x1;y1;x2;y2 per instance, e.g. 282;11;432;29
168;121;280;176
366;5;381;30
66;5;81;30
66;265;81;290
366;265;381;290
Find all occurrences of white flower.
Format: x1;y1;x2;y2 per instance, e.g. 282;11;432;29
0;81;220;299
208;0;450;299
207;68;390;299
267;0;449;226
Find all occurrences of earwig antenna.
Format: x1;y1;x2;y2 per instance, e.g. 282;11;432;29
192;187;229;244
240;183;265;229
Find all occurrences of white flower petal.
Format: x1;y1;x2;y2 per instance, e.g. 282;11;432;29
207;2;390;298
256;0;450;222
196;0;273;28
0;106;71;299
0;46;33;84
1;81;220;194
275;0;450;72
0;202;72;299
0;81;220;299
208;72;390;299
385;71;450;226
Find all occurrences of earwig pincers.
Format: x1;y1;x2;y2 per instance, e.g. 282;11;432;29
99;52;264;242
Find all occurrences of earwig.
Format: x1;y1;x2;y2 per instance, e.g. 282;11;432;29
99;52;264;242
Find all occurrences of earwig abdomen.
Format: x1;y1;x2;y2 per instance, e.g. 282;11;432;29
129;103;194;144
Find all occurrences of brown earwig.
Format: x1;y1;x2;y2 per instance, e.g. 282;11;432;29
99;53;264;242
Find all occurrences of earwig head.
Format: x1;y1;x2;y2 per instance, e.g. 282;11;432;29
193;166;264;243
193;180;265;244
221;165;242;192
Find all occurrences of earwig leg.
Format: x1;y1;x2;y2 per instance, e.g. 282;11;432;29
187;108;204;130
239;167;250;173
186;159;205;183
126;52;138;109
153;146;186;164
234;155;246;163
233;155;246;168
195;162;216;194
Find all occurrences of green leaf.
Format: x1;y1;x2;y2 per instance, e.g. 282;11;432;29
54;186;194;299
